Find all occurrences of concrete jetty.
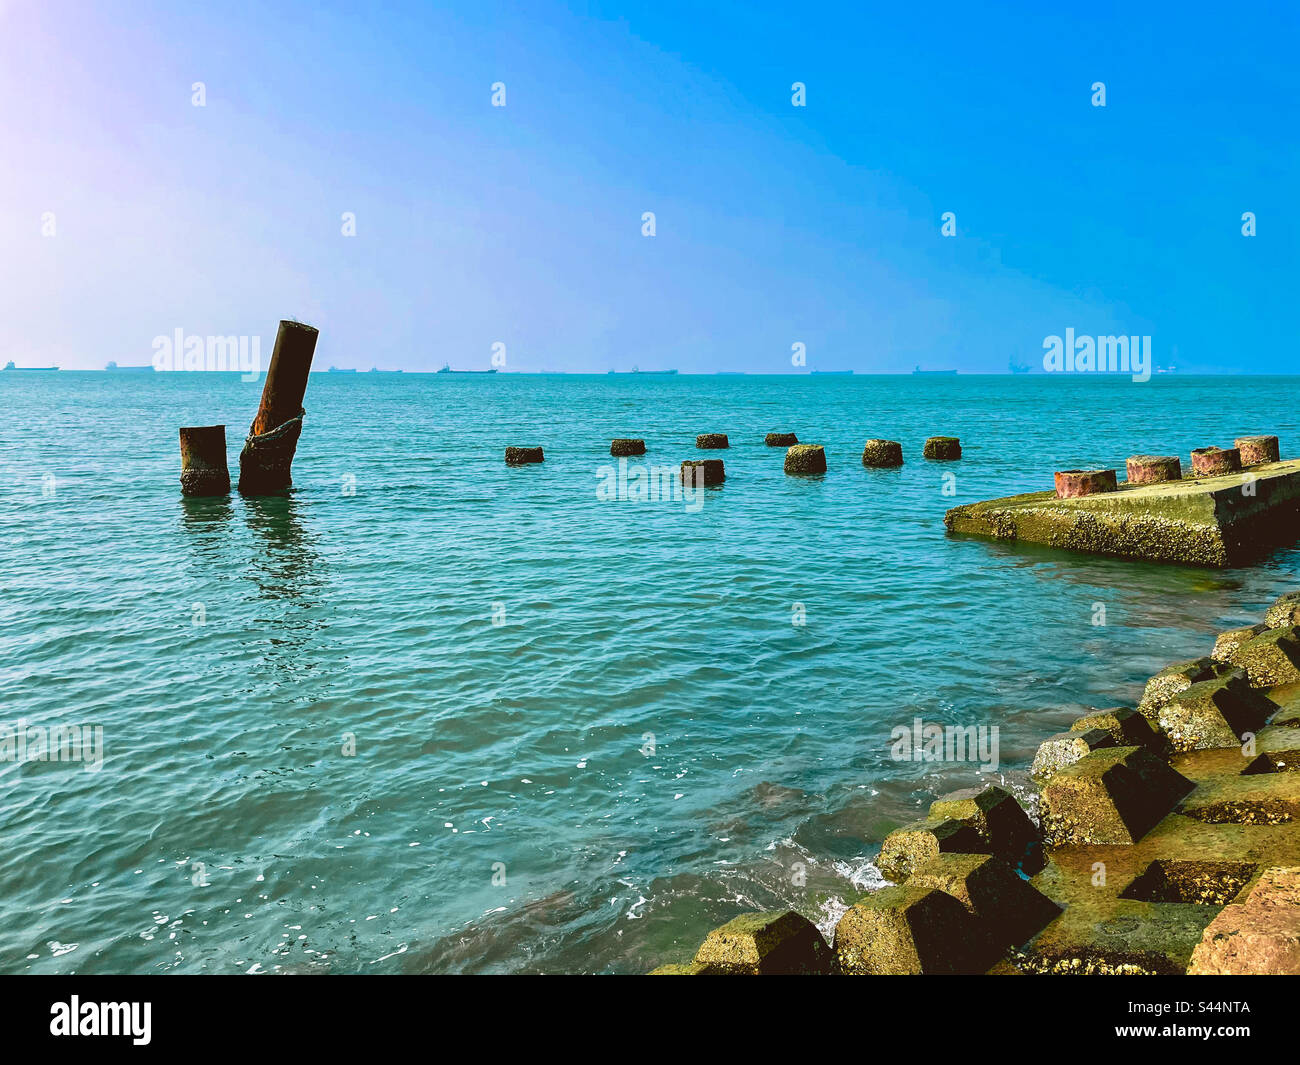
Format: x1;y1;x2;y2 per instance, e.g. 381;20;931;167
945;456;1300;567
652;590;1300;975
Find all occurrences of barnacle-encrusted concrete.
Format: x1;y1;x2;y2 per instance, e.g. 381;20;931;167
765;432;798;447
1071;706;1166;755
1213;624;1268;663
610;438;646;457
695;433;729;449
689;910;831;974
1031;728;1116;780
504;446;544;465
923;436;961;460
944;458;1300;567
1228;626;1300;687
783;444;826;475
861;439;904;467
680;459;724;486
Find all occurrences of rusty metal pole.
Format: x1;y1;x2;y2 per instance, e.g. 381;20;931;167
238;320;318;494
179;425;230;496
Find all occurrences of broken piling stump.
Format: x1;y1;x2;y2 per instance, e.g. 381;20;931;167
505;446;544;465
1235;435;1280;466
765;432;798;447
237;320;318;495
610;438;645;457
1191;446;1241;477
862;439;903;467
1054;469;1117;498
696;433;728;449
178;425;230;497
783;444;826;475
923;436;961;460
1126;454;1181;484
681;459;724;486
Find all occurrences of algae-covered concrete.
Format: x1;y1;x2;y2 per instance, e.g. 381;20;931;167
944;458;1300;566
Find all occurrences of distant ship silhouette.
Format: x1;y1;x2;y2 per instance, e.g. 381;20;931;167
437;363;498;374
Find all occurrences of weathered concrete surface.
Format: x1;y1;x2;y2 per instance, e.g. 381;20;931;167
1213;624;1268;663
907;854;1060;955
691;910;832;974
1139;657;1233;719
505;446;544;464
610;438;645;456
834;884;982;974
680;459;724;486
1038;746;1194;845
944;458;1300;567
1031;728;1116;780
927;785;1041;868
1228;626;1300;686
765;432;798;447
695;433;728;449
862;439;903;467
1265;591;1300;628
1153;674;1275;752
783;444;826;475
1071;706;1166;754
923;436;961;460
877;817;986;882
1188;867;1300;974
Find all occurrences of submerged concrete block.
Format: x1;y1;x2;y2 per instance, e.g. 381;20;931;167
783;444;826;475
680;459;724;486
1213;624;1268;663
1265;591;1300;629
610;438;645;457
692;910;832;974
1228;626;1300;687
944;459;1300;567
1156;673;1275;752
1038;746;1194;846
764;432;798;447
178;425;230;497
1054;469;1117;499
927;785;1040;865
1031;728;1116;780
1235;435;1280;467
833;884;983;974
923;436;961;460
695;433;729;449
1126;454;1181;485
1188;867;1300;975
877;817;986;883
1138;657;1233;719
505;446;544;465
861;439;903;467
1070;706;1165;753
907;853;1061;954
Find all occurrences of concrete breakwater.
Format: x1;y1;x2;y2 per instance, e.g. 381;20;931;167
651;591;1300;975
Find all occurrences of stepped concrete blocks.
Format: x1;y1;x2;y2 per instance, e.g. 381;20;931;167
928;785;1041;866
877;817;986;883
1213;624;1268;663
1032;729;1117;780
907;853;1062;955
1228;626;1300;687
1265;591;1300;629
1038;746;1194;846
1155;673;1275;752
1070;706;1166;753
691;909;832;975
833;884;983;974
1138;657;1234;720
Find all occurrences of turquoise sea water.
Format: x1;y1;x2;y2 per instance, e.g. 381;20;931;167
1;371;1297;974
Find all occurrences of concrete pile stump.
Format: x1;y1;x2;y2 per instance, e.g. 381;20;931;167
238;320;318;495
1187;867;1300;974
1125;454;1181;484
833;884;984;974
764;432;798;447
923;436;961;460
877;817;986;882
1031;728;1116;780
178;425;230;497
1037;746;1194;846
1235;435;1280;466
688;910;832;975
610;438;645;457
1054;469;1118;498
695;433;728;449
783;444;826;475
1154;673;1275;752
680;459;724;486
1190;446;1241;477
505;446;544;465
861;439;903;467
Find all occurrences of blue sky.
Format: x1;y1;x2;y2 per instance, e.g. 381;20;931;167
1;1;1296;372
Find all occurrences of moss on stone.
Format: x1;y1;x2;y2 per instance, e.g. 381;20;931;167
1230;626;1300;687
833;884;983;974
927;785;1041;868
1071;706;1166;754
877;817;986;882
1038;746;1194;845
692;910;832;974
1138;657;1233;720
765;432;798;447
923;436;962;460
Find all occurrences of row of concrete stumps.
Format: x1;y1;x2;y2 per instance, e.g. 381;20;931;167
178;321;319;497
504;433;963;483
653;590;1300;975
1055;435;1280;499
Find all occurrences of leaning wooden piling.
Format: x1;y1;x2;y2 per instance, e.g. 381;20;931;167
237;320;318;495
179;425;230;497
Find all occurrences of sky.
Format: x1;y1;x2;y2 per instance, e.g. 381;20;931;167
0;0;1296;373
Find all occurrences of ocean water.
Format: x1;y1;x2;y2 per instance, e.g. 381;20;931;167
1;371;1297;974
